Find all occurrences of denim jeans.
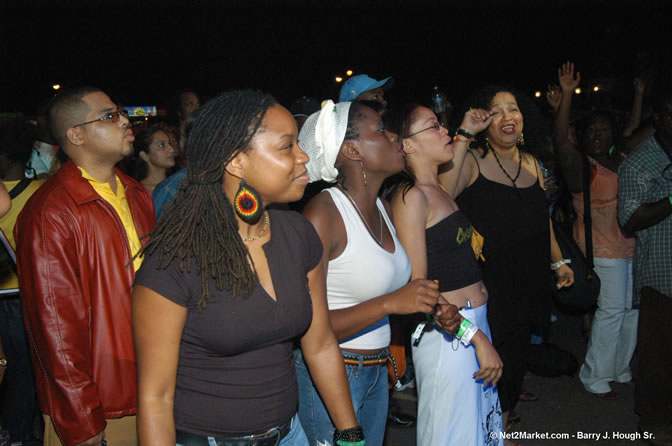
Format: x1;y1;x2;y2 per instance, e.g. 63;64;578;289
174;413;307;446
294;348;388;446
0;295;37;441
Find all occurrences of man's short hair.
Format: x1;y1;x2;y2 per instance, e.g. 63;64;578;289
47;86;102;147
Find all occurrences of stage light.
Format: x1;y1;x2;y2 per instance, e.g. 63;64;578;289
535;91;542;98
575;88;582;94
52;84;61;90
335;76;343;83
346;70;353;76
593;86;600;92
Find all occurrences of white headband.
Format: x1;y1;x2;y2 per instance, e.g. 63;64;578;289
299;100;352;183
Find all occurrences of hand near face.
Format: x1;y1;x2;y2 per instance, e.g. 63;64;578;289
458;107;494;136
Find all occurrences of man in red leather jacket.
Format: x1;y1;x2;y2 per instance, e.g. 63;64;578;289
15;87;156;446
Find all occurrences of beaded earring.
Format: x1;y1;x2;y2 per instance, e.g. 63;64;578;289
233;179;264;224
517;132;525;146
359;160;368;187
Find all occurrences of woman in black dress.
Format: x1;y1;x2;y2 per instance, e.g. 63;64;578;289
439;86;574;439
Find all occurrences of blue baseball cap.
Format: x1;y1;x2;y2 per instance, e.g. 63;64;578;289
338;74;394;102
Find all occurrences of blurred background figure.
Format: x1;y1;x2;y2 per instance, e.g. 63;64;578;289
130;127;177;194
339;74;393;115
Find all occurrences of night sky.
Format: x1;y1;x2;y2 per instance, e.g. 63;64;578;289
1;0;670;115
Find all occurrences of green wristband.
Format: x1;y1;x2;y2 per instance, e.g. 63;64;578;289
668;195;672;207
456;319;471;339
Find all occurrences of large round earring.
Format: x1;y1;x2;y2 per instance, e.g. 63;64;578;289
517;132;525;146
234;179;264;224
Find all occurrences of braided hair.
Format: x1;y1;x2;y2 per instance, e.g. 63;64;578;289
140;89;276;309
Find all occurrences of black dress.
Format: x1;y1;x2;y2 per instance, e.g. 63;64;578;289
456;154;550;412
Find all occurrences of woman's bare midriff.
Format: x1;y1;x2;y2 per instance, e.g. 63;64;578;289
341;347;388;355
438;281;488;309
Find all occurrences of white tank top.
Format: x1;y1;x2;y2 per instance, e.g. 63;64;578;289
324;187;411;349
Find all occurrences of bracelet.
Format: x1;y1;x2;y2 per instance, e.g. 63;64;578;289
334;425;365;446
668;195;672;207
455;128;475;140
453;135;472;143
551;258;572;271
455;318;472;339
460;323;479;346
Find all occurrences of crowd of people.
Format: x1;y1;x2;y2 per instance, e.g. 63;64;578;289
0;62;671;446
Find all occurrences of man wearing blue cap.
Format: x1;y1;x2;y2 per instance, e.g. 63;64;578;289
338;74;393;112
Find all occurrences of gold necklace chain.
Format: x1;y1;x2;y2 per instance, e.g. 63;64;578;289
339;186;384;247
242;211;269;242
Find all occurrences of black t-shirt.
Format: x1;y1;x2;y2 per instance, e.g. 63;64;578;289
134;210;322;436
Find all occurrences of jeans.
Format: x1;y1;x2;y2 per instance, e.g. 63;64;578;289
174;414;307;446
294;349;388;446
579;257;638;394
0;296;37;441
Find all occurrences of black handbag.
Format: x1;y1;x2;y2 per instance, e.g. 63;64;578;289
553;156;601;309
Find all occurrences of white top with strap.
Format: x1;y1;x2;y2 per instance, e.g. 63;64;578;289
324;187;411;349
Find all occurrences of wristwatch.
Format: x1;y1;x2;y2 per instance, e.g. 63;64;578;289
0;357;7;368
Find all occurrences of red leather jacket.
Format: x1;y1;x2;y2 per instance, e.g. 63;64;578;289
15;161;156;446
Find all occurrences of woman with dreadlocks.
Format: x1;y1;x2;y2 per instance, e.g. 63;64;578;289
132;90;363;445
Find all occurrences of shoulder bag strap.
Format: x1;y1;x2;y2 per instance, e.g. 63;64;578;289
9;178;33;200
582;156;594;272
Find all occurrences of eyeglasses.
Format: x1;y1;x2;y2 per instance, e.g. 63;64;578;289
406;122;443;138
73;110;129;128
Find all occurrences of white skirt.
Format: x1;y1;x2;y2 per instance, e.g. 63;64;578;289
413;304;504;446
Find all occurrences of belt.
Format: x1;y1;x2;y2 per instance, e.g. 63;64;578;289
342;350;390;367
175;422;291;446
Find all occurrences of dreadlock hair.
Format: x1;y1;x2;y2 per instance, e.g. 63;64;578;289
381;103;422;201
462;85;547;160
140;89;277;309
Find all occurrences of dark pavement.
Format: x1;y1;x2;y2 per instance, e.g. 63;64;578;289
385;309;650;446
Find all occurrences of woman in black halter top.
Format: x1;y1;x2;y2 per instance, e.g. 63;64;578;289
439;87;574;439
386;103;504;445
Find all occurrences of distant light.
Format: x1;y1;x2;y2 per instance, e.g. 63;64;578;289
52;84;61;90
346;70;353;76
144;117;149;121
593;86;600;92
335;76;343;83
575;88;582;95
534;91;542;98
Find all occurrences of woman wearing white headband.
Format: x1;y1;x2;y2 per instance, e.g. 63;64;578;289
295;100;461;446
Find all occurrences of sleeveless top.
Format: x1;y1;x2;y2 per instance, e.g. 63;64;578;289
425;210;482;292
572;157;635;259
456;152;550;336
323;187;412;350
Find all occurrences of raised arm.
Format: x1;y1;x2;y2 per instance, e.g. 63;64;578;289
133;286;187;446
437;108;493;197
303;194;440;342
553;61;585;193
623;78;646;138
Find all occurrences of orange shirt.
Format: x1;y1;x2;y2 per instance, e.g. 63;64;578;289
572;157;635;259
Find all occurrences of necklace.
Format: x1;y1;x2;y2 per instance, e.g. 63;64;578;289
241;211;269;242
339;186;384;247
489;143;523;187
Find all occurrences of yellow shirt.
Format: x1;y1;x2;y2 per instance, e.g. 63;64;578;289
78;167;143;272
1;179;46;290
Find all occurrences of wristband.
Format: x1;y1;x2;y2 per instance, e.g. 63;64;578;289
460;323;479;346
668;195;672;207
551;258;571;271
456;318;472;339
334;425;365;446
455;128;475;140
453;135;471;143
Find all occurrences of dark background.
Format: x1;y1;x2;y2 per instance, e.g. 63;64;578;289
1;0;670;115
